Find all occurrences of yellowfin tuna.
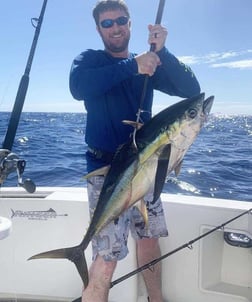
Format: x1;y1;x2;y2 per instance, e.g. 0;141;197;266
28;93;214;287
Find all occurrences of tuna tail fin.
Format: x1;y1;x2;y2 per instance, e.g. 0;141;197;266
28;245;89;287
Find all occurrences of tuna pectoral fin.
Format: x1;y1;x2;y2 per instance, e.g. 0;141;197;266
28;245;89;288
153;144;171;203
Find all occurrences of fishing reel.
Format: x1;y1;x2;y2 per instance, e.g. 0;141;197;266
0;149;36;193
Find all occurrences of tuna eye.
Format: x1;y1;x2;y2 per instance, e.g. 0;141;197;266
188;108;197;119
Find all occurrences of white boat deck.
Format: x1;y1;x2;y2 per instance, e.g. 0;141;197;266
0;187;251;301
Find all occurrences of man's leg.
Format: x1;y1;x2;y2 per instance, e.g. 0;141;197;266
136;238;163;302
84;175;131;301
82;255;117;302
130;188;168;302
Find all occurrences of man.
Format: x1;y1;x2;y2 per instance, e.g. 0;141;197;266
69;1;200;301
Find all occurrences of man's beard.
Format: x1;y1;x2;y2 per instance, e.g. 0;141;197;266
102;34;130;54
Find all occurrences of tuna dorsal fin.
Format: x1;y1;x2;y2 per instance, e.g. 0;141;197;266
152;144;171;203
122;120;143;130
83;165;110;179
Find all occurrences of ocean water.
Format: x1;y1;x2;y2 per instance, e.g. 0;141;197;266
0;112;251;202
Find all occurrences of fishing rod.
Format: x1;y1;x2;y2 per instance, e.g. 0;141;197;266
0;0;48;193
2;0;48;150
132;0;166;149
110;207;252;288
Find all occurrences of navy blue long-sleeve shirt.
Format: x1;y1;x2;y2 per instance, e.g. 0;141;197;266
69;47;200;171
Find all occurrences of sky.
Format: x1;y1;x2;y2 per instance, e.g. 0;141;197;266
0;0;251;115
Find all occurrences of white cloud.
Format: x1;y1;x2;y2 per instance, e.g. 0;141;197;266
178;55;199;65
179;49;252;70
178;55;201;65
211;59;252;69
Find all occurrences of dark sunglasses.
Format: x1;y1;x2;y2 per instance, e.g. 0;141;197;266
100;16;129;29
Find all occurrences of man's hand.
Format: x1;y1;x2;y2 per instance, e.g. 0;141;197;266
148;24;168;52
135;52;161;76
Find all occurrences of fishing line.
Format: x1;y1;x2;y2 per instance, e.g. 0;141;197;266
132;0;166;149
110;207;252;288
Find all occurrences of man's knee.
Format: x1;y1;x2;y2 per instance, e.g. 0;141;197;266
137;237;160;249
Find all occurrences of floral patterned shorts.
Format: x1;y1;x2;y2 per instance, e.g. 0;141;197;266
87;175;168;261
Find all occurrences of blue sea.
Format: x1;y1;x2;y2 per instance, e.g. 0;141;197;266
0;112;251;202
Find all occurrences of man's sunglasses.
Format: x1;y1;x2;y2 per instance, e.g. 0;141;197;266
100;16;129;29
